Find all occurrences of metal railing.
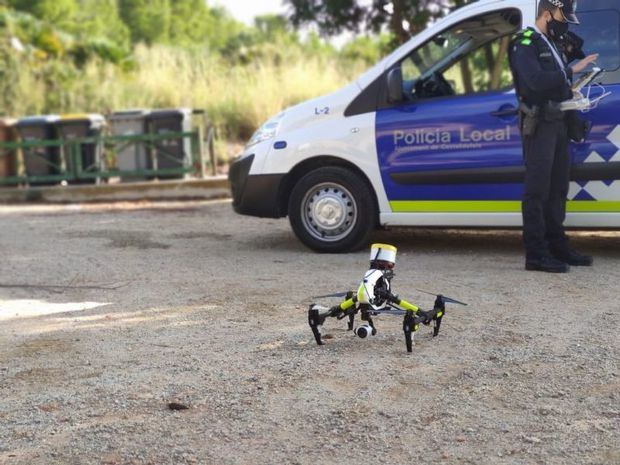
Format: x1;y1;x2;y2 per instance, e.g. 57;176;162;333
0;129;216;186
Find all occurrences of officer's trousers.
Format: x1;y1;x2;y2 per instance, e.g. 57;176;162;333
522;119;570;259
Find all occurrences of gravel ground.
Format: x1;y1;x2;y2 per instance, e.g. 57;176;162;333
0;199;618;465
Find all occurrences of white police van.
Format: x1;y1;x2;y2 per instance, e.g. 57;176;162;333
229;0;620;252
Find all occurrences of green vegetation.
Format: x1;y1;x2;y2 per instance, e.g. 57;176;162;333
0;0;491;153
0;1;385;148
286;0;476;45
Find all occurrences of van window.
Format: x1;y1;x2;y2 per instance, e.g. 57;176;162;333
443;36;513;95
401;31;473;84
399;8;521;101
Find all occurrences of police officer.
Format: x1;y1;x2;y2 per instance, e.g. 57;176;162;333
509;0;598;273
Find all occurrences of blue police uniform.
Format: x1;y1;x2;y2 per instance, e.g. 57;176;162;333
509;27;575;268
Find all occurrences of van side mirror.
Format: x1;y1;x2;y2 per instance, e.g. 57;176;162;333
387;67;404;103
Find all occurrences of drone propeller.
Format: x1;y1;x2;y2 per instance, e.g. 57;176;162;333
372;308;407;316
440;295;468;306
312;291;349;299
416;288;468;306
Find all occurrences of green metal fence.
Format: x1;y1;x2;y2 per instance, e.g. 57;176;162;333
0;130;215;186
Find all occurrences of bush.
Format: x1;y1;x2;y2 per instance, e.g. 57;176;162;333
0;6;375;159
1;41;367;147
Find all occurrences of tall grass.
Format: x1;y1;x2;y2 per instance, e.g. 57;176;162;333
1;45;367;146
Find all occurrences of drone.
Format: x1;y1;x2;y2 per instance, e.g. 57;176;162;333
308;243;468;353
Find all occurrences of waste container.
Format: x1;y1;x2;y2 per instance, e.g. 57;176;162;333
107;109;150;180
145;108;192;179
55;113;105;183
16;115;61;184
0;118;18;184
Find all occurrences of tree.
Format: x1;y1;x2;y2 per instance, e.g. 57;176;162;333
9;0;78;30
254;14;288;39
116;0;244;50
201;5;245;52
340;34;391;64
118;0;171;45
169;0;211;47
254;13;302;48
73;0;130;48
286;0;473;45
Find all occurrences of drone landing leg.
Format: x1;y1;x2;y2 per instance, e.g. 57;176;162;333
308;306;324;345
433;316;443;337
432;296;446;338
347;313;355;331
403;312;415;353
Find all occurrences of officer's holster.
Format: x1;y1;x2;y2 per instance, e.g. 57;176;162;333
518;102;540;137
519;102;566;137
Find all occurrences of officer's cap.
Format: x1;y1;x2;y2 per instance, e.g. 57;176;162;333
540;0;580;24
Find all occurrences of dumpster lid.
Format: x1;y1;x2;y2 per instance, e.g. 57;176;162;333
58;113;105;123
17;115;60;126
57;113;105;130
111;109;151;116
147;108;192;119
108;109;151;121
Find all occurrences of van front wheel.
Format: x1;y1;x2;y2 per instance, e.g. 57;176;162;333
288;167;376;252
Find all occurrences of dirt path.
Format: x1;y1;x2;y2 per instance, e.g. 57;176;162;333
0;200;618;465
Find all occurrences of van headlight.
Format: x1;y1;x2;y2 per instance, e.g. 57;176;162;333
246;113;284;149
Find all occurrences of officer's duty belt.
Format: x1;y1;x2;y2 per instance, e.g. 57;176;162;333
519;101;565;121
518;101;565;136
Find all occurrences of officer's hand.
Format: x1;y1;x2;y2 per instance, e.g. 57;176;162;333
571;54;599;74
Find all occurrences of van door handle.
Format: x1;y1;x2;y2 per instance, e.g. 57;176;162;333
491;106;518;117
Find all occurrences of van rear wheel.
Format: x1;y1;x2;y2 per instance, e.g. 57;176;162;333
288;166;376;252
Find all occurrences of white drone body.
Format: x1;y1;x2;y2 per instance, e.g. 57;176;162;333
357;268;391;311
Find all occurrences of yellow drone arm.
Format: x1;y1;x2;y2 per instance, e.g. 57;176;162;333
339;296;357;311
397;298;419;313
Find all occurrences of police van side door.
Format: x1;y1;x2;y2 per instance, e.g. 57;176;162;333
376;8;525;214
565;0;620;216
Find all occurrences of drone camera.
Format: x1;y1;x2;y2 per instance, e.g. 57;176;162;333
354;324;376;339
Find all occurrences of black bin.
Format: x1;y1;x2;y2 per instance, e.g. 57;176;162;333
16;115;61;185
56;114;105;183
146;109;192;179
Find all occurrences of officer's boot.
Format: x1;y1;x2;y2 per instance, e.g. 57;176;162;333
549;246;593;266
525;255;570;273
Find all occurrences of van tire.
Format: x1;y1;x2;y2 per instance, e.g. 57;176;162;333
288;166;376;252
